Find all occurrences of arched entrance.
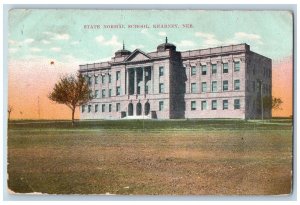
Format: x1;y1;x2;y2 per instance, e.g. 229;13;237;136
136;102;142;116
128;103;133;116
145;102;150;115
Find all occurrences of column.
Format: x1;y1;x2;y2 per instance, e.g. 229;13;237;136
151;66;154;94
142;67;145;96
134;68;137;95
126;68;129;95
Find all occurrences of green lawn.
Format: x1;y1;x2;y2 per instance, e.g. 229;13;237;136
7;119;293;195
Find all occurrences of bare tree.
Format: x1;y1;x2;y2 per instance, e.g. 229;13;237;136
263;96;283;111
48;73;92;126
8;105;13;121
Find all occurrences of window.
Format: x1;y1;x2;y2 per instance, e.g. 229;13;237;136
212;64;217;74
102;104;105;112
191;101;196;110
212;100;217;110
201;101;207;110
95;76;99;84
95;104;98;112
234;61;240;72
201;65;207;75
159;66;164;77
116;71;121;81
223;80;228;91
88;105;92;113
116;103;120;112
223;63;228;73
109;104;112;112
145;85;149;94
108;74;111;83
223;100;228;110
159;101;164;111
94;90;99;98
88;77;92;86
159;83;164;93
137;86;141;95
109;89;112;97
116;86;121;96
234;80;240;90
81;105;85;113
191;66;196;76
234;99;240;109
101;75;105;84
201;82;207;92
212;81;217;92
102;89;106;98
191;83;197;93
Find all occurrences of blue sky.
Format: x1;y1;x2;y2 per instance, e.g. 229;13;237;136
8;10;293;63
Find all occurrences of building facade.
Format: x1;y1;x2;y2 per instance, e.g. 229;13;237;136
79;39;272;120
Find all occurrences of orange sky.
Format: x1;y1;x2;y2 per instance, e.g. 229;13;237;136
8;57;293;120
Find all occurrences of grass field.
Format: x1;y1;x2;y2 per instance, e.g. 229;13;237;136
7;119;293;195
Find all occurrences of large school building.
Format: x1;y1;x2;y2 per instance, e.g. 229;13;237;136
79;38;272;120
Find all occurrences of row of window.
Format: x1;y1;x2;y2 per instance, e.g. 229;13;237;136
189;62;240;76
82;103;121;113
190;99;241;111
93;87;121;98
190;80;240;93
87;71;121;86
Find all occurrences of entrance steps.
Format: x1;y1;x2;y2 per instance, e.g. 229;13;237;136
122;115;151;120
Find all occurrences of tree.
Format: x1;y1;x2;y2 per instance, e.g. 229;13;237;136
48;73;92;126
263;96;283;110
8;105;13;121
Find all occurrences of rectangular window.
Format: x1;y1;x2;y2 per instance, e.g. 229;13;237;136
102;89;106;98
223;63;228;73
201;82;207;92
145;85;149;94
191;66;196;76
191;101;196;110
101;75;105;84
109;104;112;112
88;77;92;86
109;89;112;97
95;104;98;112
137;86;141;95
223;80;228;91
88;105;92;113
159;83;164;93
159;101;164;111
81;105;85;113
201;65;207;75
212;81;217;92
95;76;99;84
201;101;207;110
191;83;197;93
223;100;228;110
116;103;120;112
234;61;240;72
94;90;99;98
212;64;217;74
102;104;105;112
116;86;121;96
159;66;164;77
212;100;217;110
108;74;111;83
116;71;121;81
234;99;240;109
234;79;240;90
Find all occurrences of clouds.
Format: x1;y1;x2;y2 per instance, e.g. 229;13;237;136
50;47;61;52
158;31;167;37
30;47;42;52
194;31;263;48
43;31;70;41
95;35;122;48
175;40;197;50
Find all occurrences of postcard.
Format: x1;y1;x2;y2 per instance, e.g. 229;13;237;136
7;9;293;195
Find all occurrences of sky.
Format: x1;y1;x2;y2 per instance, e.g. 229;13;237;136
7;10;293;119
